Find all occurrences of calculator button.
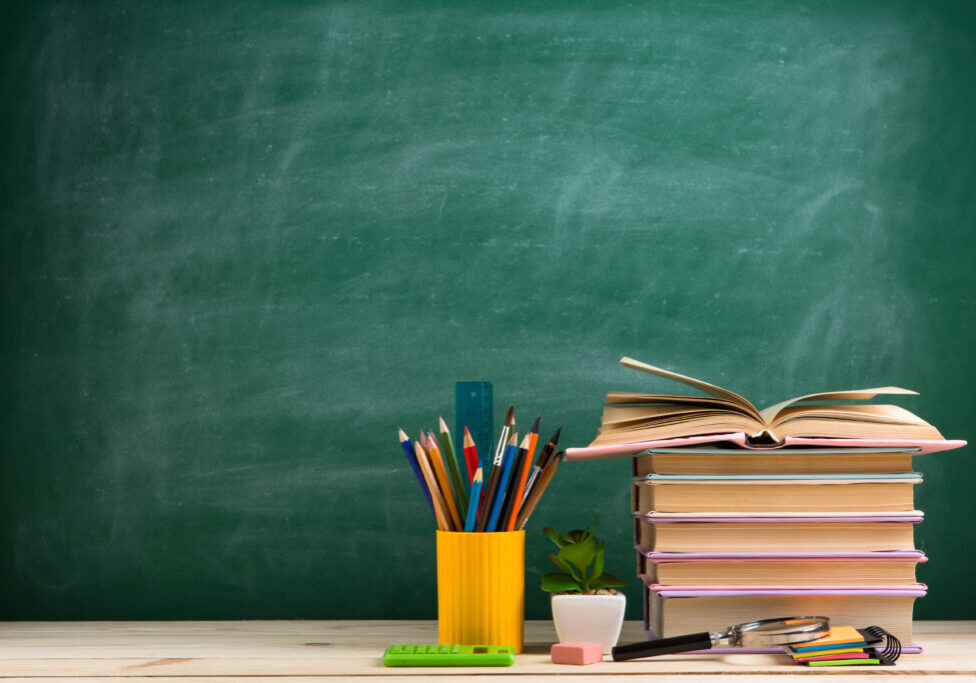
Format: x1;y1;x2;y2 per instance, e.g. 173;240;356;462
450;645;461;654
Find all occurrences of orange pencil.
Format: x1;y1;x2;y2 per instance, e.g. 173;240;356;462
506;416;539;531
413;440;449;530
425;431;463;531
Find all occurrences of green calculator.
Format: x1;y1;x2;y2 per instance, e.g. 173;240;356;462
382;644;515;667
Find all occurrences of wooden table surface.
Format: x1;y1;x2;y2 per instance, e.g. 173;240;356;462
1;620;975;681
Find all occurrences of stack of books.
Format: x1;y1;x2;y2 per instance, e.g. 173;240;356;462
566;358;965;652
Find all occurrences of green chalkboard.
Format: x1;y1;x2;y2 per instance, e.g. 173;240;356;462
2;1;975;621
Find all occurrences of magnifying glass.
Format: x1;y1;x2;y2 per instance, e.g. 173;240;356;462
611;616;830;661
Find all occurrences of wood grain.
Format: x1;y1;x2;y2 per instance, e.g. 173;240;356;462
1;621;975;678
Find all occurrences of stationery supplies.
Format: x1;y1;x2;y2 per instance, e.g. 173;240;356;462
455;381;493;465
501;432;532;532
437;530;525;652
477;407;514;532
462;427;479;484
398;405;561;532
413;440;451;531
486;432;518;532
551;641;603;665
505;418;539;531
382;644;515;667
788;625;900;666
423;434;463;531
397;428;434;514
463;466;483;533
438;417;468;507
522;427;561;505
612;615;829;661
516;450;563;530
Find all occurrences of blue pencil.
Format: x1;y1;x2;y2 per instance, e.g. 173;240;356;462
486;432;518;531
463;466;483;532
398;428;435;515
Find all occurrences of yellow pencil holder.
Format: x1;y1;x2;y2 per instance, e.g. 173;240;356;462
436;530;525;653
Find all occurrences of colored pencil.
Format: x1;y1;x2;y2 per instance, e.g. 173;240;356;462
486;431;518;531
501;431;532;532
398;428;434;515
462;426;479;484
521;426;561;506
438;416;469;509
414;440;450;530
517;450;564;530
506;416;539;531
463;466;483;532
476;406;514;532
423;431;463;531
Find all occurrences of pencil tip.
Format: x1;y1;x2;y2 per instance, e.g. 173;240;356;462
551;426;562;443
397;427;408;440
439;416;449;432
530;415;540;432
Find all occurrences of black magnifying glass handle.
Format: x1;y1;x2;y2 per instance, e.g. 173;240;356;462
611;632;714;660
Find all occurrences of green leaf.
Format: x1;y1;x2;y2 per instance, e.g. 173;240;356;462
543;527;564;548
592;543;605;580
540;572;581;593
589;572;627;590
558;539;597;573
548;553;581;582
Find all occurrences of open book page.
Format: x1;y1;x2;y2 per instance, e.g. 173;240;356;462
605;392;758;417
758;388;918;424
771;404;931;428
619;357;761;419
601;404;760;428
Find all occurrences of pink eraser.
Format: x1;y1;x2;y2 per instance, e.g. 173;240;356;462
550;641;603;665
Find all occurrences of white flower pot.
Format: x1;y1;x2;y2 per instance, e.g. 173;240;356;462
550;593;627;654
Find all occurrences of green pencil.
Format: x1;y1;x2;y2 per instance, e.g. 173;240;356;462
439;416;469;511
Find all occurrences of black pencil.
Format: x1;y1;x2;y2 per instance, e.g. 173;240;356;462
499;432;531;532
517;450;564;530
521;426;561;507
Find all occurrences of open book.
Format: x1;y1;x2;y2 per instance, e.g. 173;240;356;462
588;357;943;448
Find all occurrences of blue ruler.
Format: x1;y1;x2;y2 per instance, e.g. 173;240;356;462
455;381;493;467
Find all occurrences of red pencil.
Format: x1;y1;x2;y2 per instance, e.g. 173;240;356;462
462;426;479;484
